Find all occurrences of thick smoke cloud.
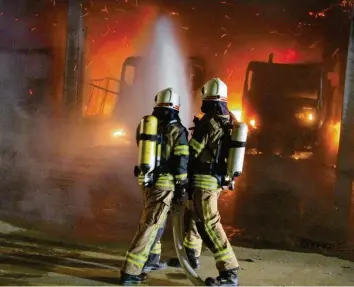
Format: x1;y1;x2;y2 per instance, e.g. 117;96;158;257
0;6;192;239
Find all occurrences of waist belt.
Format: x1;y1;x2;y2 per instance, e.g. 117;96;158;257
193;162;212;174
154;163;170;179
192;162;224;184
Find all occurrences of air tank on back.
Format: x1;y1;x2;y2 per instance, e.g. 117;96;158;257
227;122;248;189
136;115;159;186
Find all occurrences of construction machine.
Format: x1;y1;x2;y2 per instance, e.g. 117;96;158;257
242;53;327;156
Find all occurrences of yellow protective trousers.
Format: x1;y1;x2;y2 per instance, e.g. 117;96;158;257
183;201;203;257
121;187;173;275
191;187;239;272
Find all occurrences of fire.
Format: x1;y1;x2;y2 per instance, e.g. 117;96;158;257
282;48;298;63
249;119;256;128
229;94;242;122
307;113;314;121
326;121;341;156
339;0;353;7
169;11;180;16
86;5;158;80
112;129;126;138
332;122;341;146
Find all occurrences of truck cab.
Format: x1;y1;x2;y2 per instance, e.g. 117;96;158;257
242;54;325;155
83;56;207;147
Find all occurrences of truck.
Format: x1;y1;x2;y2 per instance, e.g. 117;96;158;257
242;54;327;156
83;56;208;147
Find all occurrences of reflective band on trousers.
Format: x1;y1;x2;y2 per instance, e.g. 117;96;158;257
126;252;147;269
193;174;219;190
214;246;234;263
173;145;189;156
155;174;174;189
184;236;202;250
150;241;162;255
190;139;204;155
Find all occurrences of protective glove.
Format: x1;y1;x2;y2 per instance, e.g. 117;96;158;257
221;176;236;191
228;178;236;191
173;183;187;205
229;172;242;190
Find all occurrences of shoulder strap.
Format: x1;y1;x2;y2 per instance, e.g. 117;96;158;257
174;120;189;140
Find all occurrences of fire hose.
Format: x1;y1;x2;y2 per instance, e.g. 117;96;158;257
171;203;205;286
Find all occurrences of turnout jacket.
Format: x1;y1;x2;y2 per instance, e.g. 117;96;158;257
189;114;233;190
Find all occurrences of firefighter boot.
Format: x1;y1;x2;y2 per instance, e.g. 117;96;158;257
205;269;239;286
167;247;200;269
185;247;200;269
142;253;167;272
120;271;147;285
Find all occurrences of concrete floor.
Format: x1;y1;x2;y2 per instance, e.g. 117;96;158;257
0;221;353;286
0;143;353;285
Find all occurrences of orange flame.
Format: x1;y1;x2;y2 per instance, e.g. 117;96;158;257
326;121;341;157
332;122;341;146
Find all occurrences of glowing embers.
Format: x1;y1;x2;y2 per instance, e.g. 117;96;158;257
291;151;313;160
112;129;126;138
331;122;341;147
249;118;257;128
295;106;316;125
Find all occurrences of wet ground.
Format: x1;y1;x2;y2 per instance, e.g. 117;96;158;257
0;221;353;286
221;153;344;246
0;143;353;261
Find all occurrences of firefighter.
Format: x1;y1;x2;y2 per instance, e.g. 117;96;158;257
188;78;240;286
120;87;189;285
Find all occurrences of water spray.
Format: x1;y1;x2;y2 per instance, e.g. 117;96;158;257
136;16;193;127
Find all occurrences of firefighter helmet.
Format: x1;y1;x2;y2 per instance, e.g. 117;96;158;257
154;87;180;111
201;78;228;102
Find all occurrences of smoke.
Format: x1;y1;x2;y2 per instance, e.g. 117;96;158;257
0;7;192;240
0;3;93;229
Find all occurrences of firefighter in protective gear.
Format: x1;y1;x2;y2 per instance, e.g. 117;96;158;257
120;87;189;285
187;78;240;286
